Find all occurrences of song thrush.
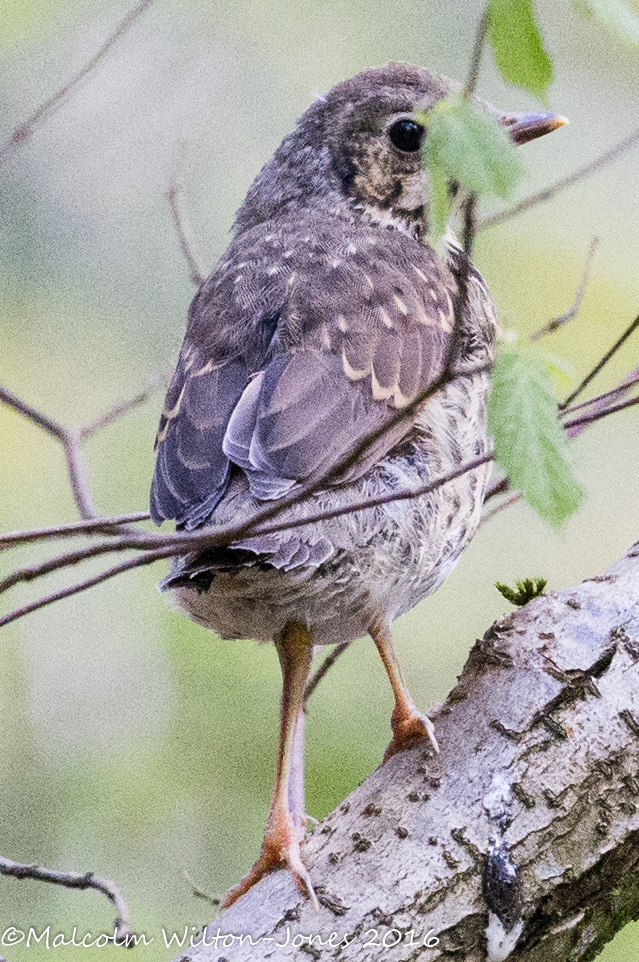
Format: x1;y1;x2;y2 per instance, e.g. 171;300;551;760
150;63;565;908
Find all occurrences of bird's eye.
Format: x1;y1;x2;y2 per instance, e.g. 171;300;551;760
388;119;424;153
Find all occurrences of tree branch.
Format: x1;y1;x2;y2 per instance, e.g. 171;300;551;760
0;513;150;551
560;311;639;410
0;856;135;945
167;142;207;286
480;124;639;231
0;549;173;628
530;237;599;341
0;385;96;518
0;0;155;167
79;371;170;440
174;542;639;962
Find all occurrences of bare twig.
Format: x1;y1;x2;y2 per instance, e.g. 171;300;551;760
560;366;639;421
480;124;639;231
0;386;96;518
3;363;638;612
483;474;510;504
464;8;488;98
480;491;522;525
560;311;639;409
0;0;155;167
0;549;173;629
303;642;351;708
184;870;220;909
0;855;136;944
1;370;168;523
562;392;639;431
80;371;170;439
0;453;496;606
531;236;600;341
167;142;206;286
0;513;150;551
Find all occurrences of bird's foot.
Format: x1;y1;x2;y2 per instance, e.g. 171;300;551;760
220;810;319;911
383;707;439;763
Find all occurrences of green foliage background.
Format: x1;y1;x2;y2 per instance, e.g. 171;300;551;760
1;0;639;958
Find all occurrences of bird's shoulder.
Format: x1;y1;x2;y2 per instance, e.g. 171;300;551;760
151;213;463;529
188;210;458;360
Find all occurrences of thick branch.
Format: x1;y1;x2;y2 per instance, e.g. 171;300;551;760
174;543;639;962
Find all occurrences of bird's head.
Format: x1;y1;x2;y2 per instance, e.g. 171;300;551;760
234;63;565;238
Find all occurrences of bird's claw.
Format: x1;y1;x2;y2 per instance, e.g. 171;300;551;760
221;814;318;911
383;709;439;763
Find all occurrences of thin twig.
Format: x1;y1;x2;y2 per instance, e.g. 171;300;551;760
531;237;599;341
480;124;639;232
483;475;510;504
480;491;522;526
0;384;65;438
303;642;351;708
62;429;97;518
0;0;155;167
184;870;220;908
0;453;496;601
561;368;639;417
464;9;488;98
80;371;170;439
0;513;151;550
167;142;206;286
0;386;96;519
1;369;171;523
560;311;639;409
0;550;173;628
0;855;136;944
562;393;639;431
0;540;144;594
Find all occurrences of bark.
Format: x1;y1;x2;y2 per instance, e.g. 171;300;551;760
173;541;639;962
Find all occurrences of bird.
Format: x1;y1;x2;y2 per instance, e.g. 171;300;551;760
150;63;565;909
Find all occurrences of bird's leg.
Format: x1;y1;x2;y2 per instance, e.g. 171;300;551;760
221;621;318;910
287;706;307;826
369;621;439;763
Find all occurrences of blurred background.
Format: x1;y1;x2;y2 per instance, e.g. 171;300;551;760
1;0;639;957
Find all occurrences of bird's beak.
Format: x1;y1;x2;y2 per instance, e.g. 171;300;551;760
501;112;568;146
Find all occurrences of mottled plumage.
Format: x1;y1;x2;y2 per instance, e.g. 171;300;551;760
150;63;564;908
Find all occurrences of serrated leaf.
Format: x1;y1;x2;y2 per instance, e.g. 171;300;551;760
487;345;584;527
420;97;524;246
487;0;553;99
424;97;524;199
573;0;639;46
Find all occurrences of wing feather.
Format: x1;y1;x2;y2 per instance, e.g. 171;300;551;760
150;212;458;529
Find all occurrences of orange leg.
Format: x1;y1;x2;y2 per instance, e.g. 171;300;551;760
221;621;318;910
370;621;439;763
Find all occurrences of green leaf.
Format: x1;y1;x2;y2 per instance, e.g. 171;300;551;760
496;577;547;606
573;0;639;46
419;97;524;246
423;97;524;199
487;344;584;527
428;164;452;249
487;0;554;100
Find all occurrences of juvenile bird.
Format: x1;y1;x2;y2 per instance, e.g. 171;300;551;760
150;63;565;908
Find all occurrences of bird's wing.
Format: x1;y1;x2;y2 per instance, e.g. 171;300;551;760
151;217;456;530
